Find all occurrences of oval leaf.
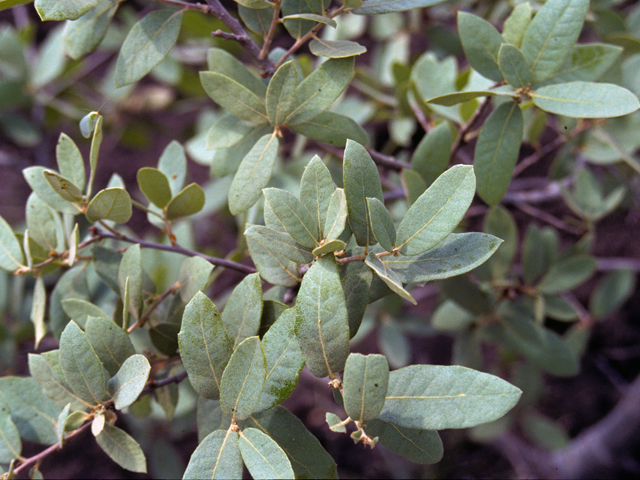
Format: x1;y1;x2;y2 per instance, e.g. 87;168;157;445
222;273;263;348
86;188;132;223
96;423;147;473
266;61;299;127
107;354;151;410
365;419;443;465
137;167;172;209
457;12;505;82
352;0;448;15
200;72;269;123
343;353;389;423
183;429;242;480
309;39;366;58
290;110;369;147
166;183;205;220
0;215;24;272
239;428;295;479
263;188;319;248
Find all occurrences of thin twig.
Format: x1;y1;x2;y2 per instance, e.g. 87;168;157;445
211;30;246;42
597;257;640;272
366;149;411;171
139;369;189;397
128;282;180;333
153;0;209;11
513;135;566;177
410;99;430;133
450;96;492;161
260;0;282;60
511;201;583;235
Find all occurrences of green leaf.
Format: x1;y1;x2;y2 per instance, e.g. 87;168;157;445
285;57;354;125
544;294;579;322
49;265;90;339
59;321;106;405
498;44;532;88
474;101;523;206
85;316;135;377
522;224;558;285
0;0;33;13
96;423;147;473
178;256;214;303
530;81;640;118
206;114;255;151
86;188;132;223
299;156;335;237
309;39;366;58
26;193;64;254
149;323;180;357
424;90;517;107
62;0;119;60
457;12;505;82
228;133;279;215
242;406;337;479
290;110;369;147
206;48;267;98
30;277;47;349
312;240;346;256
295;255;350;378
0;215;23;272
178;292;233;400
325;412;346;432
343;353;389;423
365;419;443;464
35;0;99;20
238;5;273;37
263;188;319;248
280;0;323;38
440;275;493;316
200;72;268;124
137;168;172;209
343;140;383;246
520;0;589;82
255;309;305;412
411;122;452;187
183;429;242;480
245;226;302;287
378;365;522;429
0;394;22;463
88;115;103;193
0;377;60;446
402;169;426;206
107;354;151;410
480;205;517;279
538;44;623;86
220;336;266;421
158;140;187;196
23;166;80;214
502;2;532;48
43;170;83;202
536;254;596;294
235;0;270;8
323;188;348;242
197;398;230;442
266;61;299;127
366;198;396;252
365;253;416;305
56;133;85;191
118;244;143;321
166;183;205;220
114;9;183;88
431;300;475;332
222;273;263;348
352;0;448;15
589;269;636;319
246;225;314;264
239;428;294;480
282;13;336;27
396;165;475;255
338;261;373;338
522;413;569;450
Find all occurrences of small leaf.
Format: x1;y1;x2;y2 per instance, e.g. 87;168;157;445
23;167;80;214
352;0;448;15
220;336;266;421
365;253;416;305
266;61;299;127
56;133;85;190
522;224;558;285
158;140;187;196
0;215;24;272
299;156;335;237
166;183;205;220
86;188;132;223
343;353;389;423
536;254;597;294
118;244;143;321
530;81;640;118
107;355;151;410
411;122;452;187
589;269;636;319
222;273;263;348
43;170;83;202
178;256;214;303
206;114;255;150
290;110;369;147
498;43;532;88
424;90;517;107
326;412;346;432
85;316;136;377
178;292;233;400
263;188;319;248
240;429;295;480
137;168;172;209
396;165;476;255
378;365;522;430
281;13;336;27
239;5;273;37
309;39;366;58
149;323;180;356
365;419;443;464
295;255;350;378
35;0;100;20
183;429;242;480
206;47;267;98
228;133;279;215
114;9;183;87
62;0;119;60
323;188;348;242
30;277;47;349
26;192;64;253
338;261;373;338
480;205;518;280
201;72;268;123
245;227;302;287
457;12;505;82
96;423;147;473
0;395;22;463
312;240;346;256
502;2;532;48
474;101;523;206
246;225;314;264
366;198;396;252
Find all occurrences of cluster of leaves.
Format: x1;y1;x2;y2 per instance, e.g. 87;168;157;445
1;0;640;477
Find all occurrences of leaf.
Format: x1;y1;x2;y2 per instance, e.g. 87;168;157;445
343;140;384;246
149;323;180;357
309;39;366;58
474;101;523;206
49;265;90;339
378;365;522;430
206;47;267;98
366;198;396;252
396;165;475;255
245;226;302;287
178;292;233;400
589;269;636;319
295;255;350;378
228;133;279;215
246;225;314;264
85;316;135;377
137;167;172;209
290;110;369;147
338;261;373;338
538;43;623;86
62;0;119;60
114;9;183;87
183;429;242;479
23;166;80;214
30;277;47;349
25;193;63;254
197;398;230;442
530;81;640;118
222;273;263;348
299;156;335;237
238;5;273;37
0;214;23;272
235;0;270;8
201;72;269;124
238;428;295;480
365;419;443;464
522;413;569;450
96;423;147;473
158;140;187;196
521;0;589;82
55;133;85;190
440;275;493;316
86;188;132;223
352;0;448;15
431;300;475;332
323;188;348;242
263;188;319;248
411;122;452;187
266;61;299;127
326;412;346;432
206;114;255;151
343;353;389;423
480;205;517;280
43;170;83;202
220;336;266;421
365;253;416;305
0;395;22;463
280;0;323;38
88;115;102;191
118;244;143;321
457;12;505;82
424;90;516;107
166;183;205;220
35;0;100;20
284;57;354;125
502;2;532;48
536;254;596;294
0;0;33;13
0;377;60;445
282;13;336;27
544;295;579;322
178;256;214;303
498;44;532;88
107;355;151;410
522;224;558;285
312;240;345;256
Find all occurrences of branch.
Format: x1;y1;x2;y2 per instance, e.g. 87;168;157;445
91;227;257;274
510;201;583;235
450;96;492;161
